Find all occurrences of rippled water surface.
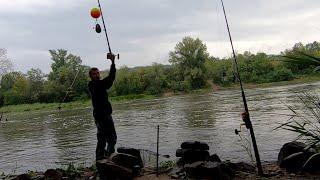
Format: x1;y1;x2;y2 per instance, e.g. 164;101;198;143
1;82;320;173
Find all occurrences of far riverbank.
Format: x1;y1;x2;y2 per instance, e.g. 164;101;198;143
1;74;319;114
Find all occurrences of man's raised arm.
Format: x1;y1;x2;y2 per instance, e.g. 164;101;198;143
103;53;116;89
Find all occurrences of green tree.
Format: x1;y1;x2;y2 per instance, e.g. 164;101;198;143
205;57;234;85
144;63;167;95
0;72;23;92
169;36;209;90
282;41;320;73
47;49;88;102
26;68;45;102
112;66;144;96
4;76;30;105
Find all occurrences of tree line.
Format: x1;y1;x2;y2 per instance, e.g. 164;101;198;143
0;37;319;106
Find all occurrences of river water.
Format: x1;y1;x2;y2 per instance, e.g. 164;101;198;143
0;82;320;174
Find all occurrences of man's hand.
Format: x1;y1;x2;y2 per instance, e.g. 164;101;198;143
107;53;115;64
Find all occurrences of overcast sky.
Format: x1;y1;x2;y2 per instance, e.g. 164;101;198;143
1;0;319;73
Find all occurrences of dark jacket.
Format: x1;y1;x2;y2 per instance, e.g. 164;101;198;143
88;64;116;117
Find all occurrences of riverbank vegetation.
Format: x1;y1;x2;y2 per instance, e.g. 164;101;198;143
1;38;320;109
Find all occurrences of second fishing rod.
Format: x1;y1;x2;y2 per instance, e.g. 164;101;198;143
219;0;263;176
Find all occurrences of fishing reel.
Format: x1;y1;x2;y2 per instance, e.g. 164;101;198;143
235;111;251;135
235;123;246;135
107;53;120;60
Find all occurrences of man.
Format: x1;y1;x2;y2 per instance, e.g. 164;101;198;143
88;53;117;160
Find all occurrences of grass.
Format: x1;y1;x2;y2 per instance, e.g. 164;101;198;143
275;92;320;147
0;94;156;113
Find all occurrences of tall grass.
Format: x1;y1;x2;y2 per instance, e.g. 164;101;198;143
276;92;320;147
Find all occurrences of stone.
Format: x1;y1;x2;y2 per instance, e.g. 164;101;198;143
168;167;185;179
278;141;306;165
303;153;320;173
96;159;133;180
182;149;210;164
176;148;184;157
44;169;63;180
14;174;31;180
181;141;209;150
209;154;222;162
110;153;142;170
117;147;144;167
176;148;211;164
280;152;310;172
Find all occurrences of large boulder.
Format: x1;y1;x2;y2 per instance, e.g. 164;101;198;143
44;169;64;180
110;153;143;173
14;174;31;180
280;152;310;172
209;154;222;163
96;159;133;180
303;153;320;173
117;147;143;167
176;149;210;164
181;141;209;150
278;141;306;165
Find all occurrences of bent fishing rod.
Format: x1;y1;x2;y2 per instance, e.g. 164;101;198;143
58;1;119;110
219;0;263;175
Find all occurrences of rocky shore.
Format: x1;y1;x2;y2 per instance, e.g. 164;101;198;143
2;141;320;180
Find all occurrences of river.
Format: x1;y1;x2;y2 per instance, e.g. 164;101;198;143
0;82;320;174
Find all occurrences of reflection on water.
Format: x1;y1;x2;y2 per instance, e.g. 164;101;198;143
0;82;320;173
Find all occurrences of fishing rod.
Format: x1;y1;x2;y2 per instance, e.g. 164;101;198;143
91;0;119;59
219;0;263;175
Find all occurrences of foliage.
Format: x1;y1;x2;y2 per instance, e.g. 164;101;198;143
281;41;320;73
159;160;175;169
282;51;320;73
275;92;320;147
1;40;320;106
169;36;209;90
47;49;89;102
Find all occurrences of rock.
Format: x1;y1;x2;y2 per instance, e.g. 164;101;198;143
181;149;210;164
110;153;143;170
209;154;222;163
280;152;310;172
168;167;185;179
176;148;184;157
176;148;210;165
14;174;31;180
278;141;306;165
96;159;133;180
303;153;320;173
181;141;209;150
176;158;184;167
184;161;232;179
117;147;143;167
44;169;63;180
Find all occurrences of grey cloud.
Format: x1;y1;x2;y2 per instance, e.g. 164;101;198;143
1;0;320;73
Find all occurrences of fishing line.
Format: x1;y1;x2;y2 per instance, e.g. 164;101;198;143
58;69;81;110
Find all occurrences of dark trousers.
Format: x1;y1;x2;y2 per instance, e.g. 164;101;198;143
94;114;117;160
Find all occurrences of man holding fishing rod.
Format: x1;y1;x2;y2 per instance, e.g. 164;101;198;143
88;53;117;160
